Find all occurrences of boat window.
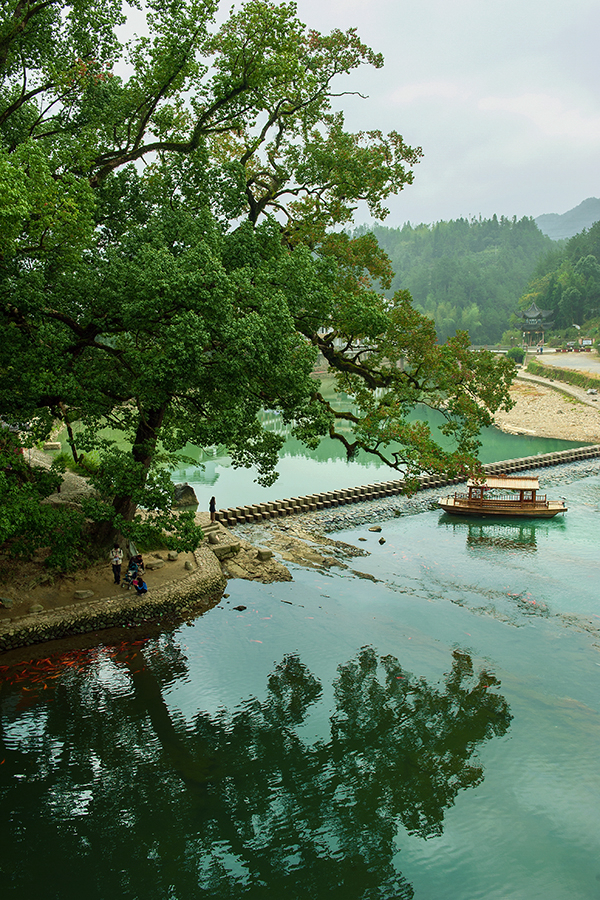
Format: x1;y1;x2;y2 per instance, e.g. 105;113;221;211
522;491;533;501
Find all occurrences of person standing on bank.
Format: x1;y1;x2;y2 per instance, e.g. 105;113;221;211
110;543;123;585
209;496;216;523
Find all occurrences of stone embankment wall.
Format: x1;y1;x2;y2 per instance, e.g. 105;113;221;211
0;546;226;654
214;445;600;526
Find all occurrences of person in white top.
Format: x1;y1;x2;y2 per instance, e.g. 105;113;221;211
109;543;123;585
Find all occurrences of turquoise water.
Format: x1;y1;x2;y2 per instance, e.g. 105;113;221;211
1;465;599;899
170;413;584;512
56;381;586;511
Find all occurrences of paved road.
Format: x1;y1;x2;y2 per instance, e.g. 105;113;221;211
517;350;600;410
517;371;600;409
526;348;600;374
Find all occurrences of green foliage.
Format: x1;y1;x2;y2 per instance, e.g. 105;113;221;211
519;220;600;329
526;360;600;392
81;451;205;550
501;329;522;346
506;347;525;364
0;0;516;569
0;430;86;569
53;450;101;476
358;215;554;344
82;500;205;555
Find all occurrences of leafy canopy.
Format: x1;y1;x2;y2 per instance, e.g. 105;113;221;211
0;0;514;563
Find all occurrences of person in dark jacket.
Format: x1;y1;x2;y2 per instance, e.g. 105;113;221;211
132;576;148;595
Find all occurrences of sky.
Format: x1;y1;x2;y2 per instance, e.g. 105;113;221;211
122;0;600;228
287;0;600;227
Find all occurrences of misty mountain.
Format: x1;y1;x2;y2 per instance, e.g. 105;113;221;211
535;198;600;241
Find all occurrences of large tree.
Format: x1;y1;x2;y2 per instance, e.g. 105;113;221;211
0;0;514;556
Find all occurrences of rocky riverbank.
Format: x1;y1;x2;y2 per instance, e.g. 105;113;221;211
492;373;600;442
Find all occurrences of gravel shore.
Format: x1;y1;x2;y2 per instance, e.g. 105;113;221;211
492;374;600;442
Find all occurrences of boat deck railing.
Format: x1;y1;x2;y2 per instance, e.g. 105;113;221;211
450;492;550;508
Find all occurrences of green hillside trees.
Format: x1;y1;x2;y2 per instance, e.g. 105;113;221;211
519;220;600;329
363;216;554;344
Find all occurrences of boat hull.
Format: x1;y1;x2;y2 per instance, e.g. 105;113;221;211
438;497;567;518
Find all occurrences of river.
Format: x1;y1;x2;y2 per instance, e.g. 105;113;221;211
169;406;585;511
1;458;599;899
58;378;586;511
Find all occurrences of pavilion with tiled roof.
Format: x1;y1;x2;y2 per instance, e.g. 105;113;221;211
517;301;554;347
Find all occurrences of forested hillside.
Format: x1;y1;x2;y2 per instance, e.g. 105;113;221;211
357;217;555;344
519;221;600;330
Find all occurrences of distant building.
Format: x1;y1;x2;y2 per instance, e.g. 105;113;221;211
517;302;554;348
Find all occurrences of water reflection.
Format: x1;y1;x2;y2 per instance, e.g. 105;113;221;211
466;520;538;553
0;644;511;899
438;515;566;554
466;522;538;552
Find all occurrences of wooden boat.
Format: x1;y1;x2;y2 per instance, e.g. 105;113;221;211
438;475;567;518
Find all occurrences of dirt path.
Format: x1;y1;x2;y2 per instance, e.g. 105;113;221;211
0;451;209;622
0;549;200;623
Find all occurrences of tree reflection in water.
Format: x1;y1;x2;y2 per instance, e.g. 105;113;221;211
0;642;511;899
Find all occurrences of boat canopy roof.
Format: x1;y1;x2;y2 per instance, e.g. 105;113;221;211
467;476;540;491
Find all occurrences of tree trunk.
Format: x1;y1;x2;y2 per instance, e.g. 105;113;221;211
95;403;168;546
59;403;80;464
